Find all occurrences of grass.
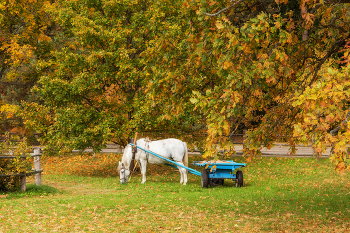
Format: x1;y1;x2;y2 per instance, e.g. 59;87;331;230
0;153;350;232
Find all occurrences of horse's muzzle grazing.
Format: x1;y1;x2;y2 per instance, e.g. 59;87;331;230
120;178;127;184
120;171;128;184
119;163;130;184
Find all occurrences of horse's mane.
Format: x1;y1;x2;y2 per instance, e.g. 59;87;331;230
119;144;133;170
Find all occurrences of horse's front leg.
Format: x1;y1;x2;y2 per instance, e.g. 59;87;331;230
140;159;147;184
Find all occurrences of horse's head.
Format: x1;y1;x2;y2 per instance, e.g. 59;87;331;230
119;161;130;184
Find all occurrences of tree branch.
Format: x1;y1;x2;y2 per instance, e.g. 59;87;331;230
203;0;245;17
0;80;35;87
83;97;101;113
330;109;350;136
308;34;350;88
316;23;347;33
324;0;350;3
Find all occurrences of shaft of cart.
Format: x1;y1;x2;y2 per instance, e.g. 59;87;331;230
129;143;201;176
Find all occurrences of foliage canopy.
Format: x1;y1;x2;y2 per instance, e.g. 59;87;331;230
179;0;350;171
0;0;56;136
23;0;204;153
2;0;349;170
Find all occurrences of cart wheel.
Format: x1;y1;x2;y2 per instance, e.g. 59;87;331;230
201;169;209;188
235;170;243;187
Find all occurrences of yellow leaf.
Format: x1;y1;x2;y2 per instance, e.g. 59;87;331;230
223;61;232;70
215;20;224;30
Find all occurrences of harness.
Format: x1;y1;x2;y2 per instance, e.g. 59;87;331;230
132;145;137;160
131;133;138;160
131;136;151;161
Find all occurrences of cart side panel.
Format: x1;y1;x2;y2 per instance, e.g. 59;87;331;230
209;170;237;179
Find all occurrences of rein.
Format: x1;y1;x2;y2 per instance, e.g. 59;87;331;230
127;161;139;182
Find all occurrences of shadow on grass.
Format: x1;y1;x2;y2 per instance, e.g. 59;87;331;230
1;184;61;199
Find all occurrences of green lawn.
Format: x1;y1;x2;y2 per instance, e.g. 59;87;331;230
1;154;349;232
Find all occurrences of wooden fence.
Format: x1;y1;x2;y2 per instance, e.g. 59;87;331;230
0;148;43;192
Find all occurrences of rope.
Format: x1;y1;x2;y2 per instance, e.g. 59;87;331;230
127;161;139;182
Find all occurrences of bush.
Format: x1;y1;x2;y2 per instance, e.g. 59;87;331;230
0;133;32;191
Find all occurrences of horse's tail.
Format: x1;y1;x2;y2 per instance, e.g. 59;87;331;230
183;142;189;168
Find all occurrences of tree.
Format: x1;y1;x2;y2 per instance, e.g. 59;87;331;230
174;0;350;169
24;0;204;153
22;0;350;173
0;0;56;138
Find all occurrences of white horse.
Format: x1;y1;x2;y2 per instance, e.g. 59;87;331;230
118;138;188;185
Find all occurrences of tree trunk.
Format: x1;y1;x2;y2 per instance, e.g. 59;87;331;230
301;4;308;41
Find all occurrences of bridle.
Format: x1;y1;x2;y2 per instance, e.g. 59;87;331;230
120;165;130;183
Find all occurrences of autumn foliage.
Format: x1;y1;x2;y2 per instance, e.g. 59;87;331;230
0;0;349;170
43;153;121;177
181;0;350;170
0;0;56;136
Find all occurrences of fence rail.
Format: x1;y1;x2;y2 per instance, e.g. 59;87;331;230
0;170;43;177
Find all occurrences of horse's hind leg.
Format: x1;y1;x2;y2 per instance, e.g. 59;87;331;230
182;168;187;185
179;169;184;184
176;162;187;185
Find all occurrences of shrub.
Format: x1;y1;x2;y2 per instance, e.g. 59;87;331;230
0;133;32;191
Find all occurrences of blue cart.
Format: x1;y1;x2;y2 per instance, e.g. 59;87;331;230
130;143;246;188
193;160;246;188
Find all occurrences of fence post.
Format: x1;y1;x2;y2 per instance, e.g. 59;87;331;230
20;175;26;192
33;148;42;186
